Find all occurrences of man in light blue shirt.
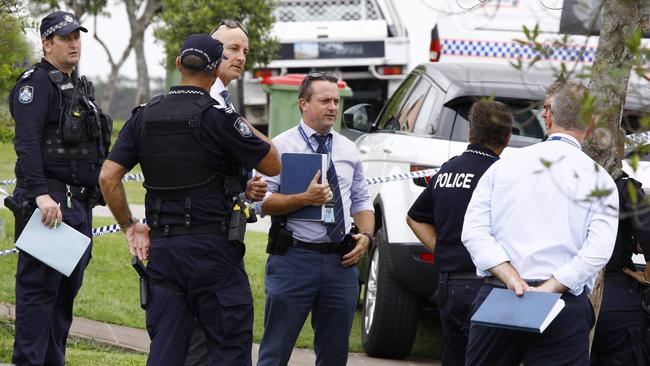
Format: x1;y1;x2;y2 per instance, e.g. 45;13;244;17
461;82;619;366
256;71;374;365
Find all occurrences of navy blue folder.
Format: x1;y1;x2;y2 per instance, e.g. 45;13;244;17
280;152;327;221
470;287;565;333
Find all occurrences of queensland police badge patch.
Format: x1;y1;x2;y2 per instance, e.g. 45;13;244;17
234;117;252;137
18;86;34;104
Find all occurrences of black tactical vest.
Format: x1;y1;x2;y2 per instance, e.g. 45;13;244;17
139;94;225;201
40;63;112;166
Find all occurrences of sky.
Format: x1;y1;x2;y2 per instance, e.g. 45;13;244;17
23;0;438;82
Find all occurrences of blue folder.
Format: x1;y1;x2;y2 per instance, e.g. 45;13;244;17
15;208;91;277
280;152;327;221
470;287;565;333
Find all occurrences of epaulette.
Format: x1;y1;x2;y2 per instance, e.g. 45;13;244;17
131;104;146;114
212;104;235;114
17;66;37;81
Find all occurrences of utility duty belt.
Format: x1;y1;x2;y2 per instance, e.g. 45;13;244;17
149;221;228;240
16;178;91;202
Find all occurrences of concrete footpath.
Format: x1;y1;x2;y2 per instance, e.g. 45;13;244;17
0;205;438;365
0;303;434;365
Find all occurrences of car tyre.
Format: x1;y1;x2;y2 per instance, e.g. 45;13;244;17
361;226;419;359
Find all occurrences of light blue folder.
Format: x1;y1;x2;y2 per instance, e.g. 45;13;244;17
15;208;91;277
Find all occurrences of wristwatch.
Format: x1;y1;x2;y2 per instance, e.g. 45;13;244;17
119;217;138;232
360;232;374;247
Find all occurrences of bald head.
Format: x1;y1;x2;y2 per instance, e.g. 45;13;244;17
211;26;249;86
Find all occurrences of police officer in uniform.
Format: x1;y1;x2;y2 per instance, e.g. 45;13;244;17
406;101;513;366
99;34;280;365
9;10;112;366
590;138;650;365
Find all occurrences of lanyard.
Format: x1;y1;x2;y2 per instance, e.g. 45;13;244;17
298;125;334;166
548;135;581;150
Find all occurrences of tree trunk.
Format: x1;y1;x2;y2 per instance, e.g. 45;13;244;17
132;30;150;105
124;0;161;106
93;15;133;111
584;0;650;351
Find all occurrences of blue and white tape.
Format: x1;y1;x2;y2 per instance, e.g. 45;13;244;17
0;172;145;186
0;168;439;256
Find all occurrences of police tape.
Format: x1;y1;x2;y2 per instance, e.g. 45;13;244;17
0;168;439;256
0;173;146;186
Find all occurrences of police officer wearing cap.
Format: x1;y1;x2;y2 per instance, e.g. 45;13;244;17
9;10;112;366
406;100;512;366
99;34;280;365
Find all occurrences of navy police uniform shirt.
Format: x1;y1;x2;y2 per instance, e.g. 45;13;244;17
11;58;99;196
108;85;270;225
408;144;499;273
606;172;650;274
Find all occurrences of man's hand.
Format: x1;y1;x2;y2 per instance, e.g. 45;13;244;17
301;170;331;207
529;277;567;294
623;267;649;285
245;174;268;202
489;262;530;296
125;222;151;261
342;233;370;267
35;194;62;228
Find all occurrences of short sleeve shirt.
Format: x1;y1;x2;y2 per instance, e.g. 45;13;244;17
408;144;500;273
108;86;270;225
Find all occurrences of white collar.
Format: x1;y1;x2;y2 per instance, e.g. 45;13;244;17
214;77;227;93
299;119;333;139
548;133;581;148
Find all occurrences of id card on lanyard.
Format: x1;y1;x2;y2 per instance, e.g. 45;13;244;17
298;125;336;224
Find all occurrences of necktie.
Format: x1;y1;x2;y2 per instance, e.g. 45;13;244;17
315;134;345;243
221;89;233;107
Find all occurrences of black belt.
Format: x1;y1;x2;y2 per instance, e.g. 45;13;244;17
150;222;228;239
440;272;483;281
293;239;345;254
17;178;90;201
484;277;546;288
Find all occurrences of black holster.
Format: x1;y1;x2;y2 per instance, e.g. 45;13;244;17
266;215;292;255
4;196;36;242
228;199;247;244
131;257;149;310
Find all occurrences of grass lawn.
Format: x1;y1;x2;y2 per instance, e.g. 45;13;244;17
0;316;147;365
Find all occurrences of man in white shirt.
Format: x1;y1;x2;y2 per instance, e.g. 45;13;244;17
461;82;619;366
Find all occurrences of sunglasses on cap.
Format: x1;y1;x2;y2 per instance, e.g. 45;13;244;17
305;71;338;82
211;19;248;36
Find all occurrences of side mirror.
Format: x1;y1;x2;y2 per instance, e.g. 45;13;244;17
343;104;374;132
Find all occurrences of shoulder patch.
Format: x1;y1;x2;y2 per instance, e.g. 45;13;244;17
234;117;253;137
18;86;34;104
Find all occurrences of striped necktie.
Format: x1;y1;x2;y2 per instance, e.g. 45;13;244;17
314;134;345;243
221;89;232;107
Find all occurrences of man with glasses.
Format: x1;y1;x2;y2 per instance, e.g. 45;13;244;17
255;71;374;365
183;20;263;366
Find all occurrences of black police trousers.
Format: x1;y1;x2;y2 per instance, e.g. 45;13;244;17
437;274;483;366
590;273;649;365
12;188;93;366
145;233;253;366
465;284;594;366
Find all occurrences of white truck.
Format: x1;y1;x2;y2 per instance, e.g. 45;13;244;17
242;0;409;130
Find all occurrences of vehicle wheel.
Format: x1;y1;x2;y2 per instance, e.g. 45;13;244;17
361;227;419;359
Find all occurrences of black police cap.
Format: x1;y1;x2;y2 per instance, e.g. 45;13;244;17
179;34;225;71
40;11;88;39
